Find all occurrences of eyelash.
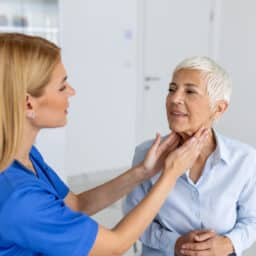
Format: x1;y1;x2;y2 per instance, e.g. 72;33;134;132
168;88;197;94
186;90;196;94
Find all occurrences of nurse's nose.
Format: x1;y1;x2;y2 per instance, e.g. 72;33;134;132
67;84;76;96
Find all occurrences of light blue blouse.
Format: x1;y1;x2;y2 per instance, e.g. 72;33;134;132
124;131;256;256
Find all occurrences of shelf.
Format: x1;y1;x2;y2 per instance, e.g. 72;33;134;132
0;26;58;33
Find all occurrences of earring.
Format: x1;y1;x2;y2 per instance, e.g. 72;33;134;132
26;111;36;119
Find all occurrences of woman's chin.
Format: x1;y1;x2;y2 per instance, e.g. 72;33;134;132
170;126;196;139
169;125;187;134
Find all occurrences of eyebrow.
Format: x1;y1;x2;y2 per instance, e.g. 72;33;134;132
169;82;199;88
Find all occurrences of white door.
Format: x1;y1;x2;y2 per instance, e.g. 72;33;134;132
137;0;215;143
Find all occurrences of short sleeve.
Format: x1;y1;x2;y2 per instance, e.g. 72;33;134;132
42;164;69;199
0;182;98;256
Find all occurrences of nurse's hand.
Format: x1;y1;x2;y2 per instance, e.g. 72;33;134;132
163;127;209;179
140;132;180;179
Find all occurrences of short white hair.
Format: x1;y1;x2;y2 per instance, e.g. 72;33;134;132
173;56;232;105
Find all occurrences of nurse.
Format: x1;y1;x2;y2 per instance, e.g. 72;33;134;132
0;33;208;256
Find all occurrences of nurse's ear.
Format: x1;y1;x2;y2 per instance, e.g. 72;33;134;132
25;93;37;120
212;100;228;121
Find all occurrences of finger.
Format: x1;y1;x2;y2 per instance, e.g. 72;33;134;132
178;128;209;156
180;248;211;256
175;136;198;157
196;128;210;150
156;133;179;157
160;132;179;150
193;126;206;138
197;229;215;234
191;229;214;236
158;137;180;158
194;231;216;242
182;240;212;251
163;139;196;174
148;133;161;153
157;142;179;167
163;129;209;175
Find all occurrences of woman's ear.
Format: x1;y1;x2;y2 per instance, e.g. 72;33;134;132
213;100;228;121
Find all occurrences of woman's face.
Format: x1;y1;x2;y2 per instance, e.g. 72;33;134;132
28;61;76;129
166;69;216;136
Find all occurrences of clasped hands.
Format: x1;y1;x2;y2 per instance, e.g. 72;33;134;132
175;230;234;256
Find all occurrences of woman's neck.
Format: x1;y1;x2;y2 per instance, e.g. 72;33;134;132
178;128;217;183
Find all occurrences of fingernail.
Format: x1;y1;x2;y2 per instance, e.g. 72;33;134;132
203;133;209;139
202;129;209;138
190;137;197;143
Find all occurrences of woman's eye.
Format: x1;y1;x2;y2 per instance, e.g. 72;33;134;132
186;90;196;94
168;88;175;93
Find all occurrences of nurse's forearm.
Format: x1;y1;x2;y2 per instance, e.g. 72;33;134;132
89;171;178;255
113;174;177;252
77;164;147;215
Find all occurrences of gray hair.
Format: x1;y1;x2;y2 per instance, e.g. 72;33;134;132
173;56;232;106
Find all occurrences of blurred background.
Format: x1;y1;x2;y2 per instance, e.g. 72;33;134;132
1;0;255;255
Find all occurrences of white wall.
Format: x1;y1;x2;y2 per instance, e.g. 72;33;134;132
136;0;213;143
37;0;256;180
215;0;256;148
216;2;256;255
60;0;138;176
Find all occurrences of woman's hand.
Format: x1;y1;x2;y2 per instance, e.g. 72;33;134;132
175;230;216;256
141;132;180;179
180;233;234;256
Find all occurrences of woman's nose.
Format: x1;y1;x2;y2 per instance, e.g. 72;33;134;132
171;91;185;105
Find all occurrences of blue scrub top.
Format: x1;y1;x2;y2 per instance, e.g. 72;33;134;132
0;146;98;256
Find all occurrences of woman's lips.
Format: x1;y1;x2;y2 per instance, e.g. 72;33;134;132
170;110;188;117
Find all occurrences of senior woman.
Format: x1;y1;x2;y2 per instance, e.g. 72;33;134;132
124;56;256;256
0;33;210;256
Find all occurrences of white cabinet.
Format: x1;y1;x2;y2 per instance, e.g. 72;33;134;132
0;0;67;181
0;0;59;43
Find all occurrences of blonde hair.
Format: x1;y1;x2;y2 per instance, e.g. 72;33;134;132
0;33;60;171
173;56;232;106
